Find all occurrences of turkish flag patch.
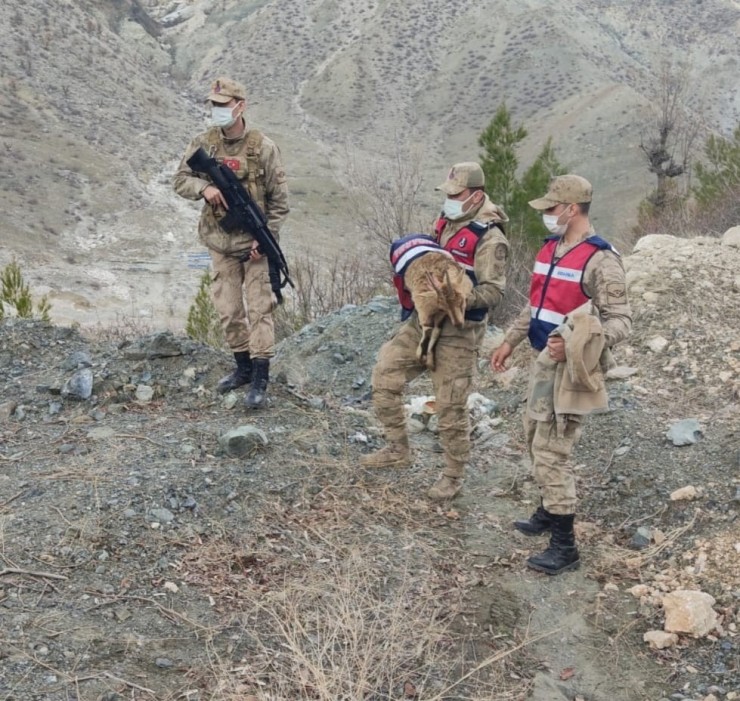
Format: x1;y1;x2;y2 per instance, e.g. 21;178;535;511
223;158;240;172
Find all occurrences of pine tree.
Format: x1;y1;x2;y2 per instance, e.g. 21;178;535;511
185;272;224;348
479;106;565;247
478;104;527;212
694;124;740;207
0;260;51;321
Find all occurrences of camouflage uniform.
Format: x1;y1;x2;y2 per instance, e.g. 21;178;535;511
371;168;508;484
505;209;631;515
173;87;289;359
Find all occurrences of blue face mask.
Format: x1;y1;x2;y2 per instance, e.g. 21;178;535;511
210;105;236;128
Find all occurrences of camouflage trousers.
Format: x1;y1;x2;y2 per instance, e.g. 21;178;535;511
209;249;275;358
371;315;483;478
523;412;584;515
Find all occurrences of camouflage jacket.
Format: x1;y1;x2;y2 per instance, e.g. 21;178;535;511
173;122;289;255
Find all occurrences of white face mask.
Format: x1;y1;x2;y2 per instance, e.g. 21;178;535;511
210;105;237;128
542;206;572;235
443;193;473;221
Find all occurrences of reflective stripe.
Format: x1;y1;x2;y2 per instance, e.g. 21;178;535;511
393;246;451;274
533;260;583;282
531;306;566;325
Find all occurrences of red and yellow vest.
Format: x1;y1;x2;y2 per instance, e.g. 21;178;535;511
528;235;615;350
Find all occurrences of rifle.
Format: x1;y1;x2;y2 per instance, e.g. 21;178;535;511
186;146;293;303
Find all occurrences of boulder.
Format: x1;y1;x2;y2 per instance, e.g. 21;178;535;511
662;590;718;637
721;225;740;248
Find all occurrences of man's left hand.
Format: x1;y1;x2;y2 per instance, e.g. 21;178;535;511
247;240;263;261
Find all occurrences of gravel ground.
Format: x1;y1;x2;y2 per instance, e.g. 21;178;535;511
1;235;738;701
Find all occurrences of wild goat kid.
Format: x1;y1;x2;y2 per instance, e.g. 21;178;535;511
391;235;473;369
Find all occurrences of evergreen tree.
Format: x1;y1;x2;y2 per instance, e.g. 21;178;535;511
186;272;224;348
478;104;527;212
694;124;740;207
479;106;565;247
0;260;51;321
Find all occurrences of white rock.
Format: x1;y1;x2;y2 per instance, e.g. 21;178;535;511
662;590;718;637
721;225;740;248
642;291;660;304
670;485;699;501
163;581;179;593
628;584;651;598
632;234;676;253
606;365;640;380
646;336;668;353
643;630;679;649
135;384;154;403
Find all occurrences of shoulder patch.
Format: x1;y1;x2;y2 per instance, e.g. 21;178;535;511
494;243;508;261
606;282;627;303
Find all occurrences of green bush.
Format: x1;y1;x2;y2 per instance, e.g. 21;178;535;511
185;272;224;348
0;259;51;322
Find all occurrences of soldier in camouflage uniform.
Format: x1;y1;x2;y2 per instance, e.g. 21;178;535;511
174;77;289;409
362;163;509;501
491;174;632;575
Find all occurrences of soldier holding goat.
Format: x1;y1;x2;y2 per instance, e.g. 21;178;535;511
362;163;509;500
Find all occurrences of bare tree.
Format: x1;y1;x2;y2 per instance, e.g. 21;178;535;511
340;135;429;254
640;60;703;210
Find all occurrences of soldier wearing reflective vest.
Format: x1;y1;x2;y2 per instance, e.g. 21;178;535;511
362;162;509;501
174;77;289;409
491;174;632;575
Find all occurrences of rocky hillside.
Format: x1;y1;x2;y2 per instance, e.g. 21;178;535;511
0;232;738;700
0;0;738;331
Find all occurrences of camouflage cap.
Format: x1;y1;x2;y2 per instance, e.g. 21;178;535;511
528;174;593;210
435;162;485;195
207;76;247;104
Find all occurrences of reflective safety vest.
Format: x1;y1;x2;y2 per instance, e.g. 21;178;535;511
433;217;496;322
390;234;450;321
528;235;616;350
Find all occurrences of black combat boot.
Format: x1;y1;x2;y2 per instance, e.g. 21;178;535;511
244;358;269;409
217;351;253;394
513;500;553;536
526;513;580;575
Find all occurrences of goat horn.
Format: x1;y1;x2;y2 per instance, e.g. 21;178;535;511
426;270;442;293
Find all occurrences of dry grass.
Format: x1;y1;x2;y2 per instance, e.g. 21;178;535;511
179;546;528;701
165;475;531;701
81;310;155;345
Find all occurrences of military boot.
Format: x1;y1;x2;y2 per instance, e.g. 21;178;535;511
244;358;269;409
217;351;253;394
526;513;580;575
427;475;463;500
427;456;465;500
513;500;553;536
360;441;411;469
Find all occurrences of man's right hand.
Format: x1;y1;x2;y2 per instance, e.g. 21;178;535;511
202;185;229;210
490;341;513;372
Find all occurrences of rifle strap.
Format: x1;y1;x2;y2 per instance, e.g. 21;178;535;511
245;129;266;209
